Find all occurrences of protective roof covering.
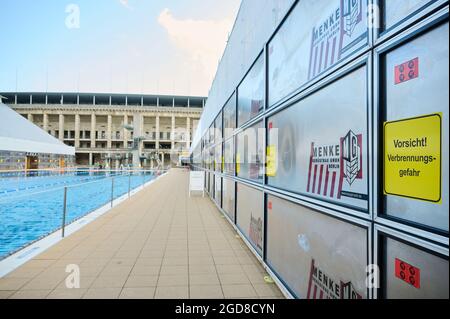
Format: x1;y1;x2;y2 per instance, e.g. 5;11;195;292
0;102;75;155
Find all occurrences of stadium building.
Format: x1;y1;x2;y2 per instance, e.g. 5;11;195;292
1;92;205;169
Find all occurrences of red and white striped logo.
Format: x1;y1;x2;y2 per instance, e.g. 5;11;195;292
308;0;363;80
306;130;363;200
306;259;362;299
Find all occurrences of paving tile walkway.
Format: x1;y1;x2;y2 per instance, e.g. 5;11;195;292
0;169;284;299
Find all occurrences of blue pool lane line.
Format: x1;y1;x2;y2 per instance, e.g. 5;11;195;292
0;173;122;196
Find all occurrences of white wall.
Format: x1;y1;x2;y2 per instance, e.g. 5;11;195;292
191;0;295;150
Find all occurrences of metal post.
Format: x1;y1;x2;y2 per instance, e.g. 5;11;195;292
61;187;67;238
128;172;131;198
142;171;145;189
111;177;114;207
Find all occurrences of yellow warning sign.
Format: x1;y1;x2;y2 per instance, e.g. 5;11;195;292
384;113;441;203
221;156;224;172
266;145;277;177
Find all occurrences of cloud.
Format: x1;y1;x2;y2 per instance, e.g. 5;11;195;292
118;0;131;9
158;8;233;89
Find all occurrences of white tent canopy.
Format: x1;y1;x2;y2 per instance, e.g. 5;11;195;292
0;103;75;156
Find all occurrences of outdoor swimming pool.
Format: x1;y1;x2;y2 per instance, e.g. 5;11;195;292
0;170;155;259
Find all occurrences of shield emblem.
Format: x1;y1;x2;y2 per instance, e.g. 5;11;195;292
342;130;361;185
342;0;362;36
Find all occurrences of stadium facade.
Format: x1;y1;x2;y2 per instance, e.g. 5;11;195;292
1;92;205;169
190;0;449;298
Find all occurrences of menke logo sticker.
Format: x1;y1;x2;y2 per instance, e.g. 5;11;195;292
307;259;362;299
306;130;366;201
384;113;441;203
308;0;365;80
249;214;263;251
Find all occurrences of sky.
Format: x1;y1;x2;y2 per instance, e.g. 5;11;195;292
0;0;240;97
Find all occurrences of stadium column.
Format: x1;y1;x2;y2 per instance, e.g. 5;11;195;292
186;117;190;149
58;114;64;141
132;113;143;168
75;113;80;148
123;114;128;146
139;114;144;142
27;113;33;122
90;113;96;148
107;114;112;149
43;113;48;132
156;115;160;150
171;115;175;150
139;114;144;164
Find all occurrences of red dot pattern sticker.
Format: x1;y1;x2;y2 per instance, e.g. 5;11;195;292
395;258;421;289
395;57;419;85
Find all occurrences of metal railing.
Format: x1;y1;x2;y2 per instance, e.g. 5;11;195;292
0;169;167;259
58;169;166;237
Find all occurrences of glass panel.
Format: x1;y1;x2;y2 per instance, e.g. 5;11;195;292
215;111;223;143
215;176;222;207
222;178;235;222
203;150;207;169
237;53;265;126
382;0;435;32
236;183;264;255
224;137;235;175
215;143;222;172
383;22;449;231
0;151;26;170
208;146;214;171
268;0;368;106
266;194;368;299
223;92;237;139
236;121;265;183
209;172;214;197
268;66;368;210
383;236;449;299
209;124;214;146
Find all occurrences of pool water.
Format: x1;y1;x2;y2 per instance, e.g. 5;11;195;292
0;170;154;259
